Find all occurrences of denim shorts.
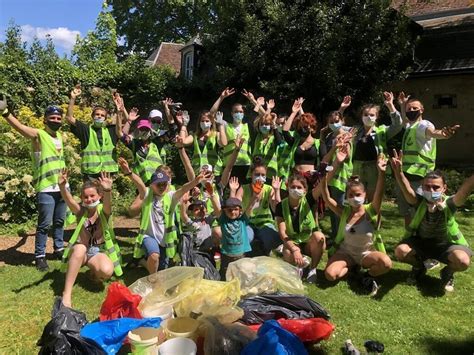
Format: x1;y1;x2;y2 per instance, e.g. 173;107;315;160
86;245;102;261
142;236;170;270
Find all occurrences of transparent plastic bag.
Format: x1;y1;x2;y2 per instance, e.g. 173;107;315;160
203;317;257;355
226;256;305;296
128;266;204;315
175;278;244;324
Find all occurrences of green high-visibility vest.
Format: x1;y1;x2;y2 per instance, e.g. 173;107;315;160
329;143;354;193
251;134;278;178
405;199;468;246
402;121;437;178
277;142;292;178
133;188;178;259
61;204;123;276
242;184;275;228
132;142;165;183
281;196;317;244
329;203;386;256
222;123;251;166
287;136;320;174
81;126;118;174
32;129;66;192
192;134;223;175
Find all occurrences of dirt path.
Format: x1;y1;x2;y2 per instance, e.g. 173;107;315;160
0;216;140;267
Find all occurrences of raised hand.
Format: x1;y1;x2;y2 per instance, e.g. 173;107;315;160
215;111;224;125
397;91;410;107
0;95;7;111
70;84;82;100
220;87;235;99
181;191;191;205
292;97;305;114
229;176;240;191
377;154;388;173
99;172;113;191
272;176;282;190
340;95;352;110
242;89;255;101
162;97;173;107
383;91;394;106
113;92;124;112
196;170;212;184
335;144;350;164
58;169;69;186
182;110;190;126
234;135;245;150
175;136;184;149
128;107;139;121
267;99;275;111
440;125;460;138
390;149;403;174
118;157;132;174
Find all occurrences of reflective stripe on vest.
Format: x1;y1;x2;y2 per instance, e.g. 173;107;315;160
32;129;66;192
330;204;386;256
81;126;118;174
401;121;437;178
223;123;251;165
252;134;278;177
61;204;123;276
242;184;275;228
281;197;317;244
132;142;164;183
405;199;468;246
192;134;223;175
133;188;178;259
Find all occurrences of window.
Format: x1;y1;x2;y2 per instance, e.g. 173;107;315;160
183;51;193;80
433;94;457;109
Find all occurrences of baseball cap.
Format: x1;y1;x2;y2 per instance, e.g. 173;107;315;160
149;109;163;119
223;197;242;208
44;106;63;117
150;169;170;184
136;119;152;130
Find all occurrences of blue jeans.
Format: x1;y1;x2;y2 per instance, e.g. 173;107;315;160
328;186;345;240
35;192;66;258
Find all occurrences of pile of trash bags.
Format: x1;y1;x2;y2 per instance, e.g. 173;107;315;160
38;257;334;354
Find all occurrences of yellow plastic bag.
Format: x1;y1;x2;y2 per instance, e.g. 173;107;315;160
226;256;305;296
128;266;204;315
174;278;244;324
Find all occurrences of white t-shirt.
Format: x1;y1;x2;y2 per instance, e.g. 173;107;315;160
144;189;176;247
33;135;68;192
405;119;435;156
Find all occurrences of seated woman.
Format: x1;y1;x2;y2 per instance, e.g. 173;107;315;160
322;151;392;296
274;174;326;284
391;150;473;293
58;171;122;307
232;156;282;256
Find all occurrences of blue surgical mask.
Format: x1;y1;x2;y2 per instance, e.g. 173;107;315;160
329;122;342;132
94;117;105;126
233;112;244;123
423;190;442;202
259;125;271;134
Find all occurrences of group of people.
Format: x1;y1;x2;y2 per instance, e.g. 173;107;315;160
0;84;472;307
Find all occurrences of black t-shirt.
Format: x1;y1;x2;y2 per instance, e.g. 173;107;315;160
70;120;119;150
354;134;377;161
275;193;317;234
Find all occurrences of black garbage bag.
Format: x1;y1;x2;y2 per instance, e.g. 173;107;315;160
37;297;105;354
179;233;220;280
238;292;331;325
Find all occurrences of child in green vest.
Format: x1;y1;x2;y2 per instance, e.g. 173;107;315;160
274;174;326;284
58;170;121;308
322;153;391;296
391;150;473;293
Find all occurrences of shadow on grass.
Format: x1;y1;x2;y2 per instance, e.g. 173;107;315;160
0;234;33;266
419;336;474;355
13;269;65;295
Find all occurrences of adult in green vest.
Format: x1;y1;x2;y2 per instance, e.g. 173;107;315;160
391;150;472;293
351;92;403;201
322;154;391;296
232;156;282;256
396;93;460;226
179;110;227;177
120;158;210;274
2;97;66;271
67;86;120;180
274;173;326;284
58;170;121;308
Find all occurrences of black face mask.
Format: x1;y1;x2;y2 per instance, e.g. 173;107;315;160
46;121;61;132
297;127;309;137
406;110;421;122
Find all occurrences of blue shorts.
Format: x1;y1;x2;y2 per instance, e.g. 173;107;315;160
86;245;102;261
142;236;170;270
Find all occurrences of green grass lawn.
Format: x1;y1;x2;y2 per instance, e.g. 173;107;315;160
0;202;473;354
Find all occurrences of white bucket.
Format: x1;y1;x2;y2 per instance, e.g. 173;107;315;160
162;317;199;340
158;337;197;355
140;305;174;320
127;327;158;354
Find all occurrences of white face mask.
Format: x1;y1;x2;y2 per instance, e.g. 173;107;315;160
252;175;266;184
362;115;376;127
200;121;212;131
93;117;105;126
289;188;305;199
329;122;342;132
233;112;244;123
347;196;365;207
83;199;100;209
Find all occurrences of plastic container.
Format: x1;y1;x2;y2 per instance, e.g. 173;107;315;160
162;317;199;340
158;337;197;355
140;304;174;320
128;327;158;354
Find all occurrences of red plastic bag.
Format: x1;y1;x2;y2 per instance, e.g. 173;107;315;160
248;318;334;343
99;282;142;321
